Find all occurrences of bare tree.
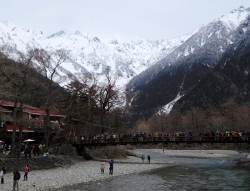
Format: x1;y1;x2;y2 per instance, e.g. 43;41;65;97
171;109;182;130
61;67;124;136
92;67;124;133
34;48;68;149
0;48;38;155
135;119;150;133
181;108;205;131
0;45;13;61
60;80;91;142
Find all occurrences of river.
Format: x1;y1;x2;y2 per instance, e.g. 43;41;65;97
59;150;250;191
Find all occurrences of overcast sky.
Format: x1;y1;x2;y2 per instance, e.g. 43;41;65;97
1;0;250;41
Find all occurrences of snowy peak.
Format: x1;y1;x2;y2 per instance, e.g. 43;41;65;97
2;20;19;29
0;20;186;87
168;6;250;63
218;6;250;30
0;20;43;38
47;30;68;38
47;29;87;39
0;20;25;35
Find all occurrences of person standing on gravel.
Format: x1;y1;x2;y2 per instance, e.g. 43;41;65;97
100;161;105;174
109;159;114;175
13;169;20;191
0;168;4;184
23;165;29;181
141;154;145;163
147;155;151;163
1;166;8;184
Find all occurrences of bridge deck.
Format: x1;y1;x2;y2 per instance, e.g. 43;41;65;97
73;136;250;146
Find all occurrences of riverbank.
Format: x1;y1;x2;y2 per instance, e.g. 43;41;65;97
0;149;243;191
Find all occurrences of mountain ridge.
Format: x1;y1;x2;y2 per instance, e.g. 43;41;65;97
0;20;189;87
1;6;250;121
125;6;250;119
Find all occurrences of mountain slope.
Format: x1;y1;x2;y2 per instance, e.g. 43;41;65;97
175;25;250;112
126;6;250;119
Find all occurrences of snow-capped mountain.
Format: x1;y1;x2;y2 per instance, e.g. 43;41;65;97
125;6;250;118
0;20;190;87
1;6;250;120
127;6;250;93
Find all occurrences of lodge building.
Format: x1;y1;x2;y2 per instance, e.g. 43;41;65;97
0;100;65;144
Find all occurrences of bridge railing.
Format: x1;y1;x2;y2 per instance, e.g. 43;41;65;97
75;135;250;145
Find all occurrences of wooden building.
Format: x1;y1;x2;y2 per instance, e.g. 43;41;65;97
0;100;65;144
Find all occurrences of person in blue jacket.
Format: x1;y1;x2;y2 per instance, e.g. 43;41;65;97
109;159;114;175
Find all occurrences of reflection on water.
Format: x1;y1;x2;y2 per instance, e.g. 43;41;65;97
59;153;250;191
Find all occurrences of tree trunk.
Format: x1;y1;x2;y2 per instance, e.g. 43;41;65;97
44;108;50;150
10;99;18;156
101;115;105;134
18;100;24;148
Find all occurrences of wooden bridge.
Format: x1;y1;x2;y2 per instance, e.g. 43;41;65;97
73;136;250;147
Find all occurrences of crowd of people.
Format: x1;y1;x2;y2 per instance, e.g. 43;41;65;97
16;143;45;159
75;129;250;144
0;142;49;160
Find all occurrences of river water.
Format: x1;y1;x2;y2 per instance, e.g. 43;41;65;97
60;151;250;191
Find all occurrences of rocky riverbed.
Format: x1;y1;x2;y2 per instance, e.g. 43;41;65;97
237;154;250;167
0;149;245;191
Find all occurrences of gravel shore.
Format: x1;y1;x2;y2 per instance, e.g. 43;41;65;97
146;149;239;158
0;149;240;191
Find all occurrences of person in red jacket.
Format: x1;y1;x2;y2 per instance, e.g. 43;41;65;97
23;165;29;181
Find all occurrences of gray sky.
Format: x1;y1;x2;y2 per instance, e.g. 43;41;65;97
1;0;250;41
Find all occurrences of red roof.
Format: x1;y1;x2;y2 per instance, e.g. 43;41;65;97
0;100;65;117
23;108;64;117
0;106;12;113
6;124;34;133
0;100;15;107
